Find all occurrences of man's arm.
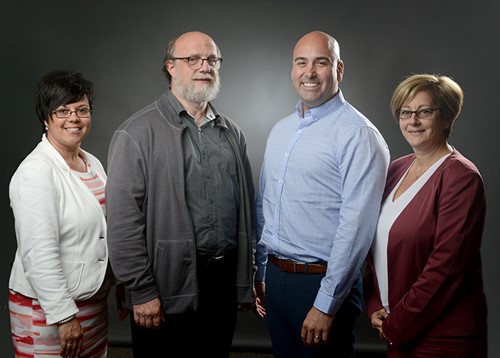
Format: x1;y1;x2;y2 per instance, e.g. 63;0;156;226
315;126;389;315
106;130;159;305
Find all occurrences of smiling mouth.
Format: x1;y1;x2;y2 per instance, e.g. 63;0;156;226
302;82;320;88
65;128;82;132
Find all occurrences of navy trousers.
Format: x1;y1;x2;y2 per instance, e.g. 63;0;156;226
265;261;362;358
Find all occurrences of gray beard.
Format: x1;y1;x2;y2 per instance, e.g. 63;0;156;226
174;77;220;103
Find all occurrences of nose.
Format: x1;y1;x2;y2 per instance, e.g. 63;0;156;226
408;113;420;125
305;63;317;76
68;111;82;120
199;59;211;72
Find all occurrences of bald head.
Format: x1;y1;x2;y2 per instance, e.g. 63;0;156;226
294;31;341;63
173;31;221;58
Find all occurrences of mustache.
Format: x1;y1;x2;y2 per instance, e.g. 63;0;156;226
193;74;215;80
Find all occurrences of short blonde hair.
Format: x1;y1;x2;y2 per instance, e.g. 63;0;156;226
390;74;464;138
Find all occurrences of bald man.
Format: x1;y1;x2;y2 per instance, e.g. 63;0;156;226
254;31;390;357
106;31;256;357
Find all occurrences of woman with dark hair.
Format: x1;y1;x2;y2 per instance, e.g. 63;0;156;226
8;70;123;358
363;74;488;357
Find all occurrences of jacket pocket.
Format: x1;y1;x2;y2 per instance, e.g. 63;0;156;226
61;261;84;292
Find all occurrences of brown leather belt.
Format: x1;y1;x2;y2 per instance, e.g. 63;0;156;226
268;255;327;274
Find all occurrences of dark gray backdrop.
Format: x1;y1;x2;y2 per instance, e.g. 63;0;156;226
2;0;499;356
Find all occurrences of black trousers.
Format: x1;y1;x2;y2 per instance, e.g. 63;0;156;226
130;252;238;358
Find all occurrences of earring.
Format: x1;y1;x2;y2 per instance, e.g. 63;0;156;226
45;126;48;131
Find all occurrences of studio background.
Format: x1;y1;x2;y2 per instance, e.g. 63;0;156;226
1;0;499;356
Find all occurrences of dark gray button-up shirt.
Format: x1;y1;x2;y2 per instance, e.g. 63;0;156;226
169;94;239;258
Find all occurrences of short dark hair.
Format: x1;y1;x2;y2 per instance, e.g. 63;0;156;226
35;70;95;134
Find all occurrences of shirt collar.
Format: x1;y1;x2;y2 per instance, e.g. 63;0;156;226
200;105;216;126
166;88;223;127
295;90;346;123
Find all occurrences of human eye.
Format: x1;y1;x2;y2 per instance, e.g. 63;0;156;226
207;56;218;66
188;56;201;66
77;108;91;116
56;108;70;116
316;59;331;67
294;59;307;67
398;110;412;118
417;108;433;117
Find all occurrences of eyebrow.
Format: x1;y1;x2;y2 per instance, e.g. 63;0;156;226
400;105;434;109
293;56;331;62
177;54;219;59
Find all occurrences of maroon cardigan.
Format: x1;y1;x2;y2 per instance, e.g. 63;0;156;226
364;149;487;346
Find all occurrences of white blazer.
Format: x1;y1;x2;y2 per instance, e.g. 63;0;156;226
9;134;108;324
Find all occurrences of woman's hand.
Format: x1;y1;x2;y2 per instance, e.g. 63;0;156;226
370;308;389;341
58;317;84;357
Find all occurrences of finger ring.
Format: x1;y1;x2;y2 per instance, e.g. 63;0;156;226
314;335;319;339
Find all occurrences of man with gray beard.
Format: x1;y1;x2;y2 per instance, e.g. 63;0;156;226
106;31;256;358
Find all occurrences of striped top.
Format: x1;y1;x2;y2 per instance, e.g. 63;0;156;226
73;162;106;215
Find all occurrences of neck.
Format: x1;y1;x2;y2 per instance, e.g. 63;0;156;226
46;134;80;161
413;143;452;178
183;100;208;120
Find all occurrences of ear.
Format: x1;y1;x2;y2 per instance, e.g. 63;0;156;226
336;60;344;82
165;60;175;79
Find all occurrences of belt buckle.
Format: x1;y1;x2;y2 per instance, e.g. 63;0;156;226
278;259;285;271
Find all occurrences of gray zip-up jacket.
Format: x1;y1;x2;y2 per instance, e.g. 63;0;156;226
106;91;256;313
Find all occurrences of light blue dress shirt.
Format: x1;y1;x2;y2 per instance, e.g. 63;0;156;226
256;91;390;315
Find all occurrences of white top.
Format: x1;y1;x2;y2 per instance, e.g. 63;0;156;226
9;134;108;324
371;154;450;312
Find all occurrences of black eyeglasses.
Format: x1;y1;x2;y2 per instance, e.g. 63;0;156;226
396;108;440;119
171;56;223;70
52;108;92;118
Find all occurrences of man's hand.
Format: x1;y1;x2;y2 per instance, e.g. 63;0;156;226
133;298;164;329
252;280;266;318
301;306;334;346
